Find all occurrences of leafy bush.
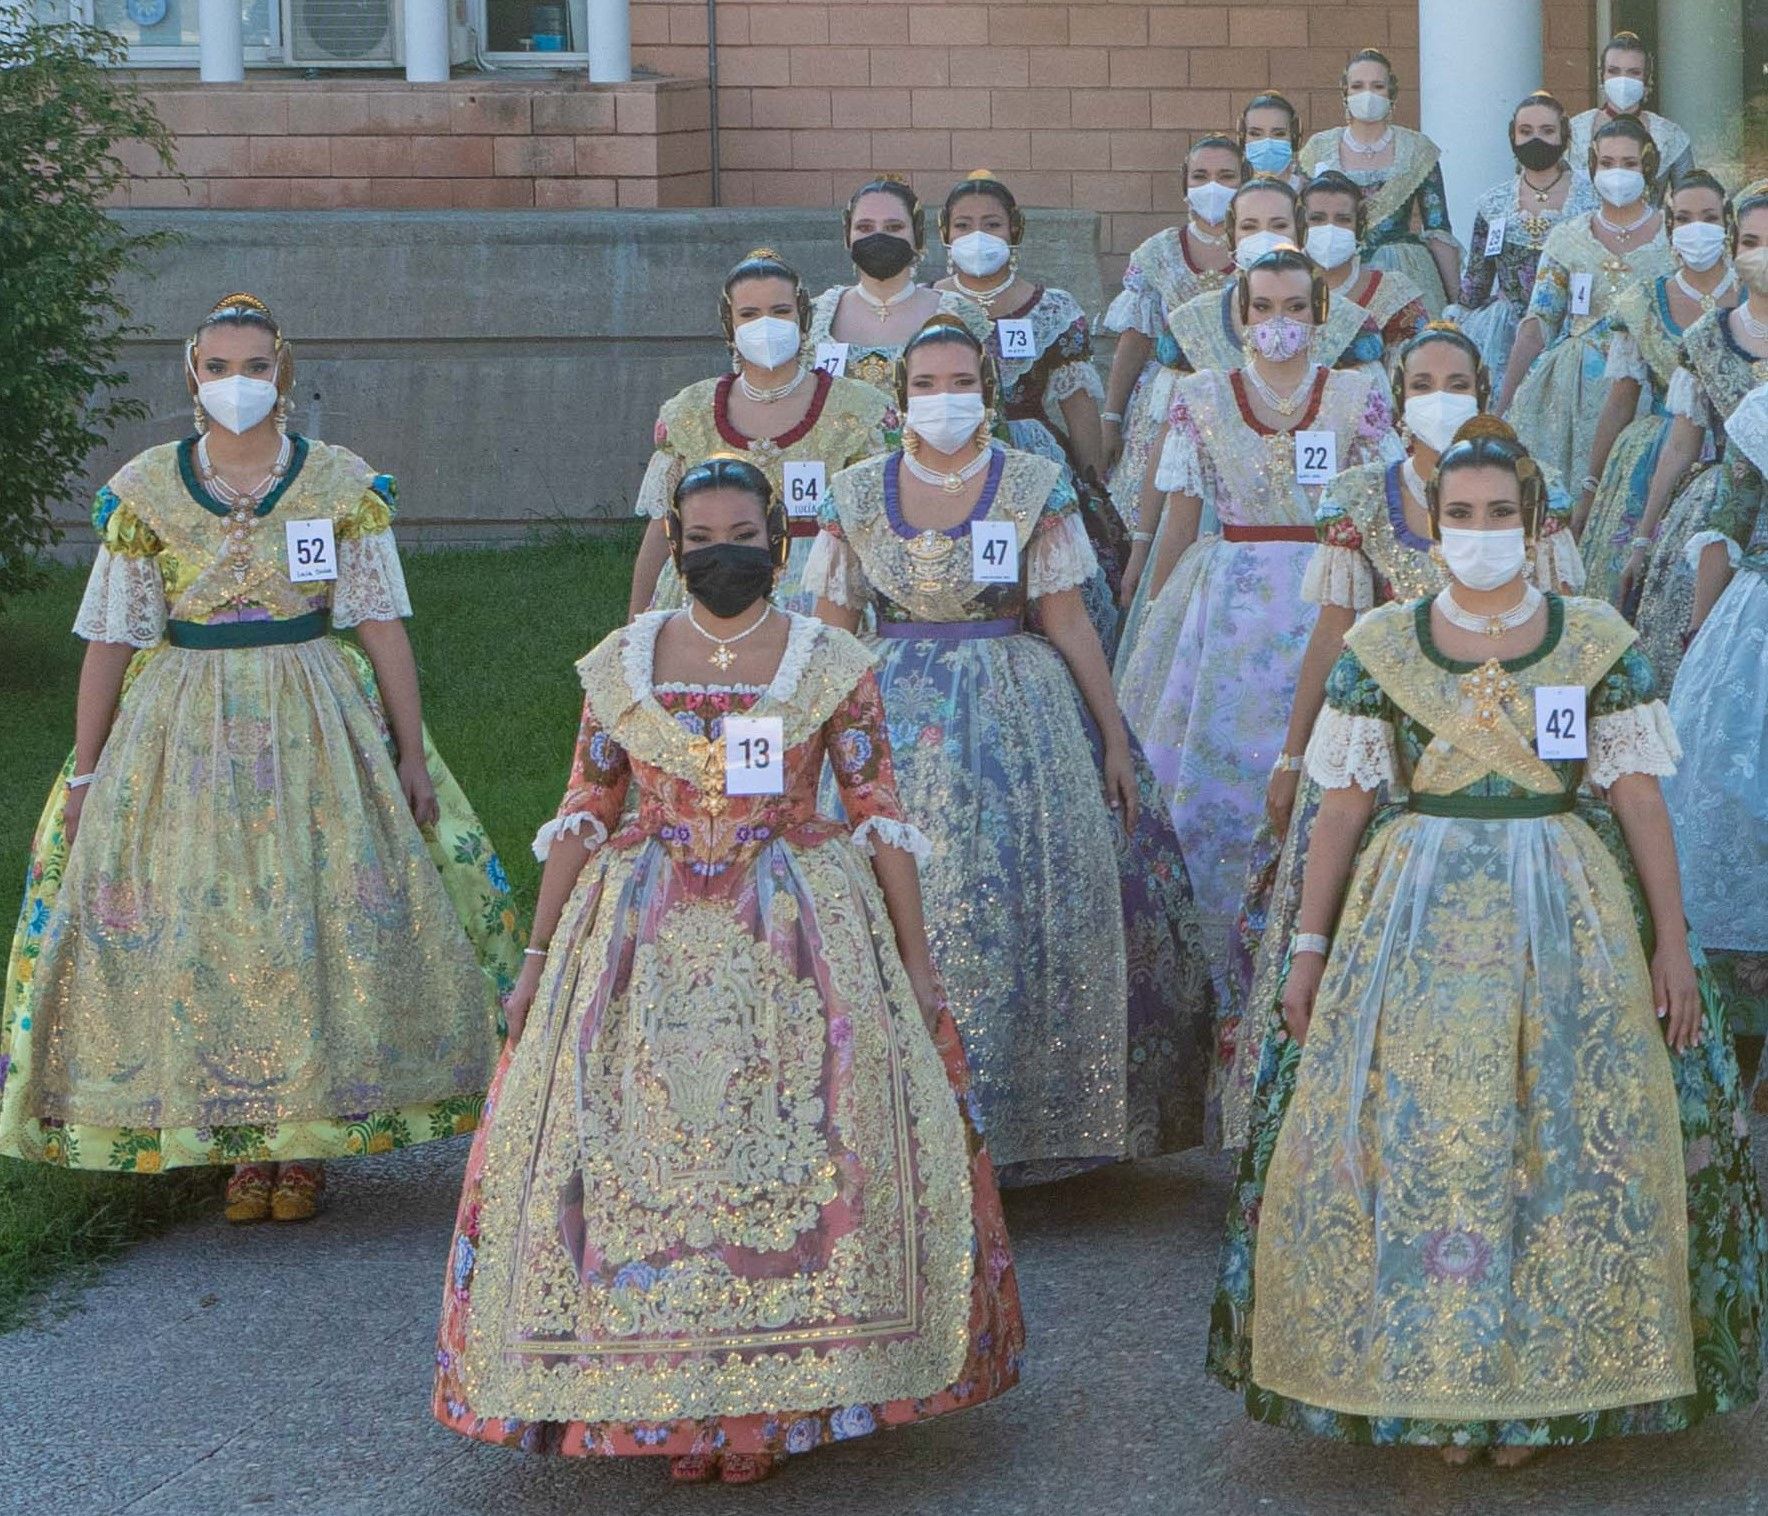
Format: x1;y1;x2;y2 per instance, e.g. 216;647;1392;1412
0;23;175;607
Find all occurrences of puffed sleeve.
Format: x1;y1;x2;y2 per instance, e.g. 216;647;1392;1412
73;485;168;647
331;473;413;627
633;411;685;521
1603;331;1649;386
1352;379;1403;467
1534;481;1586;593
826;668;933;863
1586;645;1681;788
1415;161;1455;241
800;494;870;607
1305;647;1399;791
1104;259;1165;340
1027;475;1099;598
1664;367;1706;425
1524;250;1569;342
1045;313;1107;406
1301;496;1375;610
532;695;632;860
1153;396;1207;496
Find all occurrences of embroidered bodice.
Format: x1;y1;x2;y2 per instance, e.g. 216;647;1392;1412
1525;216;1674;347
1166;282;1374;375
1105;226;1232;360
1298;126;1455;252
803;287;992;397
986;284;1107;436
1459;173;1600;312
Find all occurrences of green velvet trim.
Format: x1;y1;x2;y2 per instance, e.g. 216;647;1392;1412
1414;591;1564;675
176;434;310;519
1407;790;1575;820
166;611;328;649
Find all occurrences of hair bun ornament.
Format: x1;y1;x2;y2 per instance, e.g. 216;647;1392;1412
1424;317;1466;335
1453;414;1519;447
965;168;997;182
743;246;782;261
211;291;272;317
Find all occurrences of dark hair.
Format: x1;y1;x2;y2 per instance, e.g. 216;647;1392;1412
894;313;999;414
940;171;1024;244
1590;112;1661;189
1342;46;1399;101
719;248;811;348
1427;417;1546;537
1601;29;1650;70
843;176;925;251
1301;169;1368;242
1239;91;1300;147
1390;322;1491;418
1187;132;1248;179
668;456;789;569
1237;246;1329;327
1228;174;1301;247
1509;90;1570;155
1733;182;1768;251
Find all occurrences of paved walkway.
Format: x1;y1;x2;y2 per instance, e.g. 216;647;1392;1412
2;1132;1764;1516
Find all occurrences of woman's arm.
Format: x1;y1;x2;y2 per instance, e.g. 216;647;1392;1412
1146;492;1202;598
870;844;941;1031
1280;781;1378;1044
1119;420;1172;606
1428;238;1461;310
356;617;438;826
1607;773;1701;1051
1101;329;1154;470
1457;211;1497;309
503;833;598;1046
1688;543;1736;634
1038;586;1138;831
1576;376;1641;534
64;640;138;846
1617;415;1704;609
1059;387;1105;476
628;518;672;620
1266;605;1357;832
1496;317;1547;416
812;596;862;634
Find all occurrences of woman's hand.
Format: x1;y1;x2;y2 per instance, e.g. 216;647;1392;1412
1102;740;1140;834
907;966;943;1036
1281;950;1327;1045
1100;419;1124;473
1614;545;1648;612
1653;938;1702;1053
398;754;440;828
1266;766;1300;835
503;954;544;1048
1119;540;1149;609
63;785;88;849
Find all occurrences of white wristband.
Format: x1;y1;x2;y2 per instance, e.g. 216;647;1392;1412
1272;754;1305;774
1291;932;1330;959
67;773;98;790
1101;411;1123;425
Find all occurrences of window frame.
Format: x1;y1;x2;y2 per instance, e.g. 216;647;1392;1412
60;0;283;65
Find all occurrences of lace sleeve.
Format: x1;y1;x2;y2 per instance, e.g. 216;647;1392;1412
800;527;869;607
331;529;413;626
1604;332;1649;385
1154;400;1206;495
1683;530;1742;571
1664;367;1705;424
1028;509;1100;598
1305;706;1398;790
1536;521;1587;592
825;668;932;862
73;547;167;647
1104;265;1165;339
1587;700;1681;787
1048;361;1106;405
634;446;683;521
534;694;631;859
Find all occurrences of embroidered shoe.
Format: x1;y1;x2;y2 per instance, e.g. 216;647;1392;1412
270;1161;325;1222
667;1456;718;1483
223;1163;274;1224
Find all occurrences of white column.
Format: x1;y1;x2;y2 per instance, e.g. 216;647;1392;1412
1418;0;1543;251
197;0;244;81
1660;0;1743;170
404;0;450;81
586;0;630;83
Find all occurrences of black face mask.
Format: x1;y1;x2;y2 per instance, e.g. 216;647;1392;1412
849;232;916;281
1513;137;1563;172
679;543;775;620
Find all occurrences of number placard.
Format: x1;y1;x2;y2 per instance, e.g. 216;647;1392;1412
724;715;785;796
1293;429;1338;486
971;519;1019;583
813;341;849;377
1568;272;1594;317
782;461;827;518
284;518;338;583
1483;216;1508;257
1533;685;1588;760
995;319;1036;361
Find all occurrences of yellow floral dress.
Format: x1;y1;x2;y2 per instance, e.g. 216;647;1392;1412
0;437;521;1172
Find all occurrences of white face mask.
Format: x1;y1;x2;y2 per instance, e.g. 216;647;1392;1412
948;231;1012;278
1593;167;1647;208
732;315;802;371
906;392;988;454
1346;89;1393;124
198;375;280;435
1603;74;1647;113
1438;526;1527;591
1186;180;1236;226
1233;229;1289;272
1403;392;1481;454
1672;221;1728;273
1303;223;1358;270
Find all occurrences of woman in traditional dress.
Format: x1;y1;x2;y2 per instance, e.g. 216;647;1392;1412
1239;92;1307;193
1211;422;1764;1464
1451;90;1597;398
434;458;1023;1485
628;250;892;616
1499;113;1673;491
1299;170;1431;371
1578;170;1740;602
1100;134;1241;531
1619;186;1768;688
1569;30;1694;187
1298;48;1460;315
807;317;1214;1179
1;294;520;1222
1115;248;1401;997
1218;335;1583;1148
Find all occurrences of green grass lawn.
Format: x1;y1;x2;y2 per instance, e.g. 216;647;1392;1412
0;526;638;1329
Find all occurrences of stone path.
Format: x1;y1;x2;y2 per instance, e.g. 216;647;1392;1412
1;1135;1763;1516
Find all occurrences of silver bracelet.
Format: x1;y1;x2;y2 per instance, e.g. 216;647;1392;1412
1131;530;1155;544
1628;535;1652;553
66;773;99;790
522;946;549;959
1272;753;1305;774
1101;411;1123;425
1291;932;1330;959
1581;475;1600;493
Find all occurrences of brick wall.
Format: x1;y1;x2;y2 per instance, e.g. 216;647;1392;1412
115;75;712;209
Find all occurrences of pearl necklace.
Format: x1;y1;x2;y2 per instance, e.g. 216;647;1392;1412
1735;300;1768;344
952;271;1013;312
198;433;294;585
737;365;808;404
1187;219;1228;248
1437;582;1543;639
904;441;993;494
1595;203;1654;244
852;280;920;325
1244;360;1317;418
1341;125;1394;157
686;602;773;672
1674;266;1737;315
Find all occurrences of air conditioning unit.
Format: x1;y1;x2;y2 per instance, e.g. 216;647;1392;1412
282;0;401;66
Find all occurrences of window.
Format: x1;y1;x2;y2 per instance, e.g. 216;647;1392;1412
40;0;278;62
481;0;588;61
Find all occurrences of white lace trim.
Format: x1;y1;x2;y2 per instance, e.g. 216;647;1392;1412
850;814;934;864
331;529;412;627
634;448;682;521
1664;367;1703;423
1724;386;1768;476
73;546;166;647
1028;512;1099;598
1104;281;1164;339
1586;698;1681;788
1538;529;1586;593
800;529;867;608
1301;542;1375;610
609;607;826;711
531;810;610;862
1684;529;1743;571
1047;361;1106;406
1153;423;1205;495
1603;331;1649;385
1305;706;1398;791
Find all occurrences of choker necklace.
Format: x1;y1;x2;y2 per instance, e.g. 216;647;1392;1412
952;271;1014;311
852;280;919;325
1596;203;1654;243
1187;220;1228;248
1674;266;1737;314
737;365;808;404
1437;582;1542;639
687;601;773;672
1519;165;1567;203
904;441;993;494
1342;125;1394;156
1244;360;1317;418
1738;300;1768;344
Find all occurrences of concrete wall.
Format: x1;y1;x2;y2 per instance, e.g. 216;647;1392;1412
70;207;1104;548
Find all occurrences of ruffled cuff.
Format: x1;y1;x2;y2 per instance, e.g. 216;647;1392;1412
531;810;610;862
1305;706;1398;791
1684;529;1743;571
851;814;934;864
800;529;868;607
1048;361;1106;405
1537;529;1586;592
1154;424;1205;495
1586;699;1682;788
1103;282;1164;339
1300;543;1375;610
330;529;413;627
634;449;680;521
1603;332;1648;385
1664;368;1703;423
72;546;166;647
1028;512;1100;598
